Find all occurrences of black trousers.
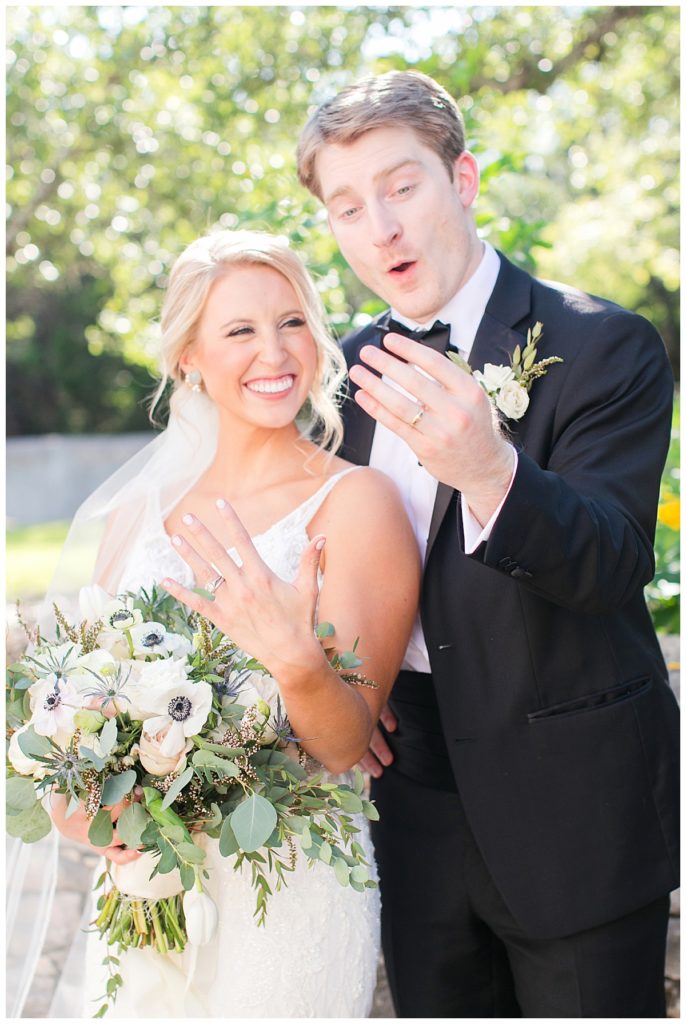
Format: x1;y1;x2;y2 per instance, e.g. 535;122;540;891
371;766;670;1017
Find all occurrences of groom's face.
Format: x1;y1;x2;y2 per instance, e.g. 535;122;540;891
317;125;482;324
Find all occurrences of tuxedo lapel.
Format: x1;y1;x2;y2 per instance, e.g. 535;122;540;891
424;252;533;560
339;317;387;465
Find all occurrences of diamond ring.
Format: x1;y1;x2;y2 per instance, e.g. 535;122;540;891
206;574;226;595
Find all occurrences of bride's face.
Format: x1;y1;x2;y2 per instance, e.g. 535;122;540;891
182;264;318;430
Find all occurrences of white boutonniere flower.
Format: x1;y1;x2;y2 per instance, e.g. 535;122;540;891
449;321;563;421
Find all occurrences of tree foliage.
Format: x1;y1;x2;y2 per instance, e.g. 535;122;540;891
6;5;679;435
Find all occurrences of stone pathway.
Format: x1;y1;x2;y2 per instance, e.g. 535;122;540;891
6;612;678;1017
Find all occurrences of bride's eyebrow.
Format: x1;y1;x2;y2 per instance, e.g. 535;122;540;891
219;309;305;330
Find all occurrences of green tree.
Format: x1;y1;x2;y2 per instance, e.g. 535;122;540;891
6;5;679;436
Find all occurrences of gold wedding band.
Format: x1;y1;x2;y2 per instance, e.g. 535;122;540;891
206;574;226;595
410;405;425;428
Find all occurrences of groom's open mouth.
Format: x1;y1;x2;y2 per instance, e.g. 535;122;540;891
388;260;417;278
244;373;296;398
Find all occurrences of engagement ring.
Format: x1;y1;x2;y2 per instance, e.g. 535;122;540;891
206;574;226;595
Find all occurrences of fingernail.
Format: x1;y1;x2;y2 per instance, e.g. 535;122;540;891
182;513;194;525
216;498;226;508
315;536;326;551
171;535;182;547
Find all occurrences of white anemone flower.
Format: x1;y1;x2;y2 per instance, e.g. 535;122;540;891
29;674;83;738
129;621;191;659
142;679;213;757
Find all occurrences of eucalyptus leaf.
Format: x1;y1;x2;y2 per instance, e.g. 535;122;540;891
160;766;194;810
352;767;365;797
179;861;196;891
101;769;137;806
319;841;332;864
99;717;118;755
315;622;335;638
6;801;52;843
351;864;368;884
362;799;379;821
299;824;313;849
219;816;239;857
7;775;39;812
230;794;277;853
12;676;34;691
160;824;186;844
88;809;114;848
339;651;363;670
338;790;364;814
17;726;52;759
157;842;178;874
333;858;351;886
192;750;240;777
116;803;149;848
176;842;205;864
80;746;107;771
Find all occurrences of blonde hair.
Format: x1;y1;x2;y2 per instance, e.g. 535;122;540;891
297;70;465;201
150;229;346;452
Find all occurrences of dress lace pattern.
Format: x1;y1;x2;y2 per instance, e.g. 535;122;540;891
85;467;381;1018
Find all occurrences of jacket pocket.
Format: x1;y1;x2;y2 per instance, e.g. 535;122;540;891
527;677;652;723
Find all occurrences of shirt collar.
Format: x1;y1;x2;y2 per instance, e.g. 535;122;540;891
390;241;501;360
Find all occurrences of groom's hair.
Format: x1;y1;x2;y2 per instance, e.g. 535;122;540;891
297;70;465;201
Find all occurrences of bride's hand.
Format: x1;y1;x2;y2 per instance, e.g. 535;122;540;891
50;792;142;865
161;499;329;686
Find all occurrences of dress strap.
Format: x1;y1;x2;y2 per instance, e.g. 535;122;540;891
288;466;362;532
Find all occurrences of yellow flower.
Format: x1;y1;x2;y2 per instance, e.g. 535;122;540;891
658;499;680;531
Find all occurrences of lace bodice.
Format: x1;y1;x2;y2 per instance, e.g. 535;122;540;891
117;466;360;595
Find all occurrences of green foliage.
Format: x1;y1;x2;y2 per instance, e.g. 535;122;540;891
646;397;680;634
6;6;679;435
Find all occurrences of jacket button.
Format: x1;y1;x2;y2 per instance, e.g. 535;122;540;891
498;556;516;571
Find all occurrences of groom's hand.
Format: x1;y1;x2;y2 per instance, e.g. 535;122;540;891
349;333;514;527
358;704;398;778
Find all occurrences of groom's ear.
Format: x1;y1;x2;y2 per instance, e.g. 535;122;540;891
452;150;480;209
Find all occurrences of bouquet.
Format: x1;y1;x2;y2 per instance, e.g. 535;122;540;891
6;584;379;1016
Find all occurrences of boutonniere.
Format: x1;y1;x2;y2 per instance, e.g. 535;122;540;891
447;321;563;421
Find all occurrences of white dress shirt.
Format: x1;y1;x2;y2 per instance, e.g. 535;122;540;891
368;241;517;671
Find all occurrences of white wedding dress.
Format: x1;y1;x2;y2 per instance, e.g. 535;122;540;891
83;467;381;1018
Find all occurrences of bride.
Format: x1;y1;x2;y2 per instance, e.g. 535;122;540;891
46;228;420;1017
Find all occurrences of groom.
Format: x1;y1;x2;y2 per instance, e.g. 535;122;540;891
296;71;679;1017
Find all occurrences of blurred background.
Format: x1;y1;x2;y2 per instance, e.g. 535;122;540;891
6;4;679;632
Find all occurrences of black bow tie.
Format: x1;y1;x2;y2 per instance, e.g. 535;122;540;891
380;317;452;356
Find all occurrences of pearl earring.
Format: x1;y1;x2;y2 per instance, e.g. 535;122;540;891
184;369;203;392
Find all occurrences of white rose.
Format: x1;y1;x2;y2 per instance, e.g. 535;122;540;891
474;363;514;394
137;733;193;776
8;725;47;778
495;380;530;420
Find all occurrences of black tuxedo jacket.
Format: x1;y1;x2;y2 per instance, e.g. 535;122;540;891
340;251;679;939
